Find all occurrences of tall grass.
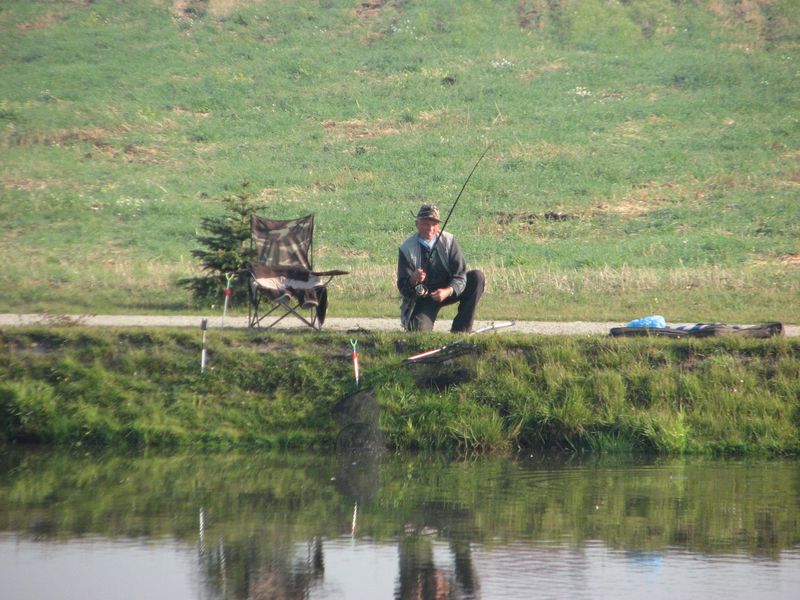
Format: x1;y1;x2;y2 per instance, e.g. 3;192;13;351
332;262;798;322
0;0;798;321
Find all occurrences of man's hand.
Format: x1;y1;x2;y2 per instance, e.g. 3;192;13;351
430;286;453;303
410;269;427;286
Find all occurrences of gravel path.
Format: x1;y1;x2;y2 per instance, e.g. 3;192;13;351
1;313;797;337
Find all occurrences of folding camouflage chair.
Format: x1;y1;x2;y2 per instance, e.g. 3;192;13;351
247;214;348;330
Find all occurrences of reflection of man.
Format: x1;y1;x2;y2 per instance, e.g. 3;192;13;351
397;204;485;332
397;535;452;600
396;531;479;600
249;537;324;600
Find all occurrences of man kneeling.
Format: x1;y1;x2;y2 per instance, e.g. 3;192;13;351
397;204;485;332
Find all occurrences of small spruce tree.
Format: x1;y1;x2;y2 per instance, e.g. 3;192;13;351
182;182;264;306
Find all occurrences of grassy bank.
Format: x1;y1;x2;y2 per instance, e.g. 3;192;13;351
1;326;798;455
1;1;798;322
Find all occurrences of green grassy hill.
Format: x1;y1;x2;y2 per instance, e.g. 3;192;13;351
1;0;798;322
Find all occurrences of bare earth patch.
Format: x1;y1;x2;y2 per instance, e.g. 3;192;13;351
350;1;405;45
489;179;691;233
753;254;800;268
778;254;800;267
519;60;566;81
355;1;387;19
592;182;686;218
487;210;580;236
9;126;169;165
207;0;248;18
172;0;269;22
53;127;111;146
321;115;437;142
338;247;370;259
172;0;211;22
2;178;51;191
172;107;211;118
9;126;112;148
17;11;65;31
16;0;94;31
172;0;196;19
511;140;582;161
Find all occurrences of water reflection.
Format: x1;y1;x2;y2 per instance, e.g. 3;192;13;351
1;450;799;600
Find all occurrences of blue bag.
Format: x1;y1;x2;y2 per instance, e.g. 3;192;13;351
626;315;667;329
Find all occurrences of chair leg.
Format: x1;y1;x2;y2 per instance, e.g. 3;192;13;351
249;286;325;330
248;297;257;328
248;278;260;328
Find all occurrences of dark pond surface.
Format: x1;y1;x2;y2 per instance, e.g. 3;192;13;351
0;449;798;599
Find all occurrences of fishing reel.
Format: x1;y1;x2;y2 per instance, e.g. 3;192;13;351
414;284;430;298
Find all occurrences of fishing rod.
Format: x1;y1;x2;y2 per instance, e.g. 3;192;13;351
405;320;515;363
415;142;493;298
435;142;493;252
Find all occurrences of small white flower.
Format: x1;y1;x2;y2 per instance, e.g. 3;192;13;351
491;58;514;69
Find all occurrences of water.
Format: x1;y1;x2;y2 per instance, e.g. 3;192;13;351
0;450;798;600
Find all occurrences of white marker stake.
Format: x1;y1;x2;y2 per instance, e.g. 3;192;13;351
201;318;208;373
221;273;233;328
350;339;359;388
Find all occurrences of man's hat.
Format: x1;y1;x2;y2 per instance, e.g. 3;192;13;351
416;204;442;222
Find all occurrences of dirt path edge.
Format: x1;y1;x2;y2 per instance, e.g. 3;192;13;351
0;314;797;337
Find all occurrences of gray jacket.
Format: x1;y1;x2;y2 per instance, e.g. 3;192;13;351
397;231;467;329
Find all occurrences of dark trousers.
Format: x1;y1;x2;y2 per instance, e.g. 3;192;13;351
409;269;485;333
